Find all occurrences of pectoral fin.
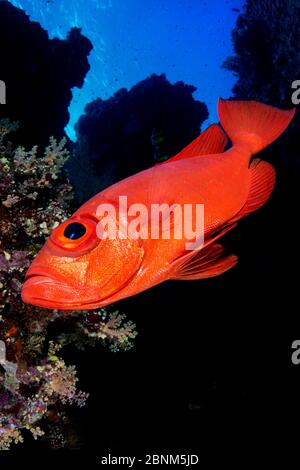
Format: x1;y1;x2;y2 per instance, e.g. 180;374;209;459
170;243;238;280
167;222;238;280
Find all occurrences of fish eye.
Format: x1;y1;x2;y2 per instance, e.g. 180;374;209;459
64;222;87;240
49;214;100;256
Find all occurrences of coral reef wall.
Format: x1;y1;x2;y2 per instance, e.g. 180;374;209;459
70;73;208;203
0;0;92;148
0;120;137;450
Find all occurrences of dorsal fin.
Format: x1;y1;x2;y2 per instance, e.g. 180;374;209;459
160;124;228;165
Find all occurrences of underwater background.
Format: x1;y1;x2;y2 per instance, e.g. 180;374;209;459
0;0;300;464
11;0;241;140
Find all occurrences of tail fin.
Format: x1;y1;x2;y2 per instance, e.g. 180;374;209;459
218;99;295;154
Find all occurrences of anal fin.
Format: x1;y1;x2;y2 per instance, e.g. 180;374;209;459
231;158;276;223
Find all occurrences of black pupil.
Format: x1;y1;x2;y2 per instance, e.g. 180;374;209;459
64;222;86;240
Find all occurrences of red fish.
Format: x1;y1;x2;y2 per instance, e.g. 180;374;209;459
22;100;295;310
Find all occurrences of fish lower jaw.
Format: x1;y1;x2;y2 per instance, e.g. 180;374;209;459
21;277;102;311
22;296;104;311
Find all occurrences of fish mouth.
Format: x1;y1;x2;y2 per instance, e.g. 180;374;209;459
22;270;101;310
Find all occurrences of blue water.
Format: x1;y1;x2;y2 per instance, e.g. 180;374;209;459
11;0;242;140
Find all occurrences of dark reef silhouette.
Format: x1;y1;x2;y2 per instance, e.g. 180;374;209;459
223;0;300;181
222;2;300;422
224;0;300;107
0;0;92;148
70;73;208;203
